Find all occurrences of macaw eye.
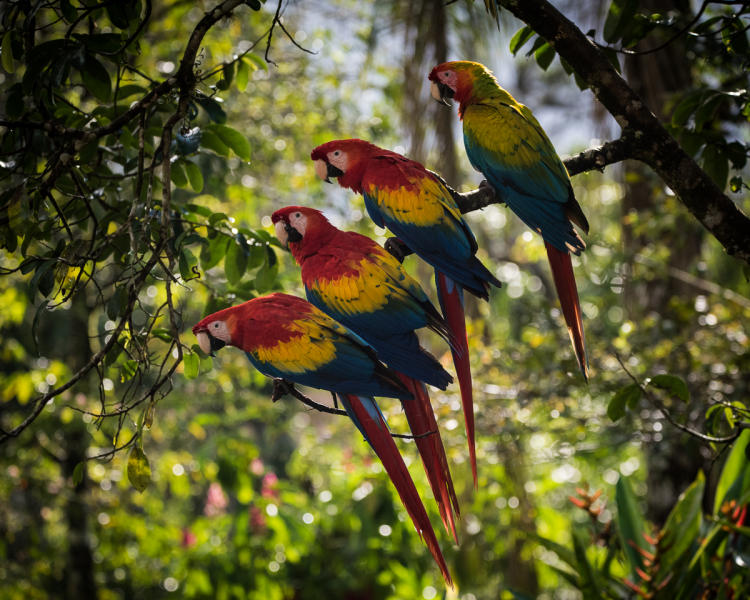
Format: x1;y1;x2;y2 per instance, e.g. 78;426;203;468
294;212;301;218
333;150;341;157
213;322;220;329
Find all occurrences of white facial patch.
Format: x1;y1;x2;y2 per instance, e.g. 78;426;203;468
327;150;347;171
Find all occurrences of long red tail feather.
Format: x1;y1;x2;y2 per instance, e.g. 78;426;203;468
545;243;588;380
343;394;453;586
396;373;460;543
436;272;477;487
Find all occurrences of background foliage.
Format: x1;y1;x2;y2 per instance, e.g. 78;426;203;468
1;1;748;599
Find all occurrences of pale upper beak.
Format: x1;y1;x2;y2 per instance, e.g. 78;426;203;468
313;159;328;181
196;331;211;355
274;220;288;246
430;81;442;102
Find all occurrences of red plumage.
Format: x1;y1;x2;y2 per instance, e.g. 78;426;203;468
545;243;588;380
342;393;453;587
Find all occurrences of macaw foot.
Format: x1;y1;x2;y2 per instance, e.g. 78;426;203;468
271;378;294;402
384;237;413;263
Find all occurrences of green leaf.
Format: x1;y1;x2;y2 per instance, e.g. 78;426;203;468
200;234;230;270
701;145;729;190
607;383;641;421
571;529;601;600
127;445;151;492
236;58;249;91
603;0;639;44
152;328;174;343
106;285;127;319
225;236;248;284
184;161;204;192
170;160;188;188
1;31;15;74
254;246;278;292
72;462;85;486
200;129;230;156
197;97;227;124
671;91;703;127
179;247;199;281
713;429;750;515
615;476;648;578
183;352;199;379
659;471;704;574
534;43;556;71
648;374;689;402
81;54;112;102
509;26;535;55
212;125;251;161
694;93;726;132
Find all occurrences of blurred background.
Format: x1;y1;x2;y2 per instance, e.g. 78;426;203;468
1;0;748;598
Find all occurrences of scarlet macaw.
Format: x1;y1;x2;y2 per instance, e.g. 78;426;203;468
271;206;459;540
310;139;502;484
429;60;589;380
192;293;452;584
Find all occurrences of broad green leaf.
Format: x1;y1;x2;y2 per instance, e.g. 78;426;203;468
534;43;556;71
179;247;198;281
236;58;249;91
659;471;705;574
212;124;251;161
648;374;689;402
81;54;112;102
151;328;174;343
170;160;188;188
127;445;151;492
197;97;227;124
694;93;726;132
509;26;535;55
607;383;641;421
713;429;750;515
671;91;703;127
1;31;14;74
701;145;729;190
603;0;639;44
200;234;230;270
200;129;230;156
72;462;85;486
184;161;204;192
615;476;648;577
183;352;199;379
225;237;248;284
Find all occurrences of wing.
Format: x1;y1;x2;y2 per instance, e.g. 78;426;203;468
303;239;432;338
361;157;477;260
463;101;584;253
245;308;408;399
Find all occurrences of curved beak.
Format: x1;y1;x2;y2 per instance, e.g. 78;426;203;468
273;219;302;248
430;81;453;106
194;328;226;357
313;158;344;183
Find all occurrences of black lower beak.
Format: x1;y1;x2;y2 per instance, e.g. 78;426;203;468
209;334;226;356
325;163;344;183
436;82;454;106
285;222;303;243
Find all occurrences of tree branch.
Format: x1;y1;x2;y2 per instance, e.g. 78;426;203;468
496;0;750;264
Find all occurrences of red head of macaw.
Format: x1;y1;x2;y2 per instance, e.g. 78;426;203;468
429;60;590;381
272;206;460;538
310;139;503;484
192;292;453;585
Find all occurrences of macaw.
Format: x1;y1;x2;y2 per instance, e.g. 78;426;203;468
310;139;502;485
192;292;452;585
428;60;589;380
271;205;460;540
